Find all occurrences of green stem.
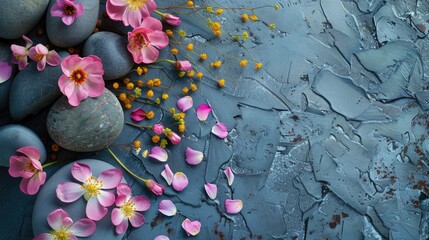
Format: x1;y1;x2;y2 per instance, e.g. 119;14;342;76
126;122;152;129
154;59;175;64
154;10;166;17
107;148;148;184
42;159;64;168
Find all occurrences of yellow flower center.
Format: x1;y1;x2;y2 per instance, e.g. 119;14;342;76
81;176;103;198
126;0;146;10
69;68;88;85
120;200;136;219
131;33;149;49
50;227;72;240
34;53;44;61
63;4;77;16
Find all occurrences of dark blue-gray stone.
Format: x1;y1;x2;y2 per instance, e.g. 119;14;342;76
33;159;126;240
9;51;69;121
0;41;15;112
47;88;124;152
46;0;99;47
82;31;133;80
0;0;50;39
0;124;46;167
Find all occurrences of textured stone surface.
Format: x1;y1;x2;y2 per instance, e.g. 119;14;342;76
0;41;15;112
47;88;124;152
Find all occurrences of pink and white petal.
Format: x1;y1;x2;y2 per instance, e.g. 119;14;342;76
132;196;150;211
37;57;47;71
225;199;243;214
154;235;169;240
71;162;92;182
0;61;12;83
70;218;96;237
74;3;84;17
26;171;46;195
17;58;28;71
140;45;159;64
129;212;145;228
62;15;75;26
111;208;124;226
196;104;212;121
141;17;163;31
58;74;73;94
121;7;132;26
60;54;81;75
50;3;65;17
19;178;30;194
22;35;33;48
99;168;122;189
86;196;108;221
160;164;173;185
30;157;43;171
33;233;55;240
28;47;38;60
148;146;168;162
176;96;193;112
145;0;157;14
158;200;177;216
185;147;204;165
47;208;70;230
172;172;188;192
116;183;132;200
16;146;40;162
106;2;126;21
127;45;144;64
11;45;27;56
109;0;127;6
130;108;146;122
224;167;234;186
181;219;201;236
67;84;89;106
115;218;129;234
204;183;217;200
212;122;228;138
68;235;78;240
83;58;104;75
147;31;169;49
56;182;85;203
115;194;128;207
8;155;31;177
97;190;116;207
46;50;61;66
126;8;143;29
35;44;48;55
85;74;105;98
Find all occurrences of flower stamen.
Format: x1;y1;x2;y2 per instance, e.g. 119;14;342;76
69;68;88;85
81;176;103;198
120;200;136;219
50;227;72;240
126;0;146;11
63;4;77;16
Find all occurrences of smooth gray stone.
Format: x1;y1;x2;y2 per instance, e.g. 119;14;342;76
0;41;15;112
0;124;46;167
0;0;50;39
82;32;133;80
46;0;99;47
9;51;69;121
47;88;124;152
33;159;126;240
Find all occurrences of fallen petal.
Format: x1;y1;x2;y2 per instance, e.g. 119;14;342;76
224;167;234;186
160;164;174;185
211;122;228;138
130;108;147;122
181;218;201;236
0;61;12;84
176;96;193;112
185;147;204;165
158;199;177;216
225;199;243;214
204;183;217;200
154;235;169;240
149;146;168;162
172;172;188;192
70;218;96;237
196;104;212;121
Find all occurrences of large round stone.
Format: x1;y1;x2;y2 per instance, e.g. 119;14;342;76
33;159;126;240
46;0;99;47
9;51;69;121
0;41;15;112
0;124;47;167
0;0;50;39
82;31;133;80
47;88;124;152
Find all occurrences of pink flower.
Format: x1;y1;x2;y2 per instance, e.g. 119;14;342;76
56;162;122;221
50;0;84;25
161;164;173;185
163;14;181;26
185;147;203;165
224;167;234;186
181;218;201;236
58;54;105;107
158;199;177;216
212;122;228;138
34;208;96;240
127;17;169;64
0;61;12;84
149;146;168;162
10;35;33;70
164;128;181;145
204;183;217;200
196;104;212;121
175;60;192;71
154;235;169;240
106;0;157;28
111;183;150;234
172;172;188;192
130;108;147;122
144;179;165;195
177;96;193;112
152;123;164;135
8;146;46;195
28;44;61;71
225;199;243;214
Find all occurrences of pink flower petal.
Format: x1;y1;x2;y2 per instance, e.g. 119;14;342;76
160;164;174;185
175;60;192;71
36;57;47;71
56;182;85;203
71;162;92;183
86;196;108;221
33;233;54;240
225;199;243;214
129;212;145;227
196;104;212;121
111;208;124;226
8;155;32;178
204;183;217;200
147;31;169;49
140;45;159;64
152;123;164;135
97;190;116;207
185;147;204;165
140;16;163;31
149;146;168;162
172;172;188;192
115;194;128;207
176;96;193;112
132;196;150;211
47;208;71;230
212;122;228;138
70;218;96;237
0;61;12;84
154;235;169;240
158;199;177;216
16;146;40;162
19;177;31;194
115;217;129;234
181;218;201;236
224;167;234;186
130;108;146;122
46;50;61;66
26;171;46;195
98;168;122;189
116;183;132;200
62;15;76;26
145;179;165;195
